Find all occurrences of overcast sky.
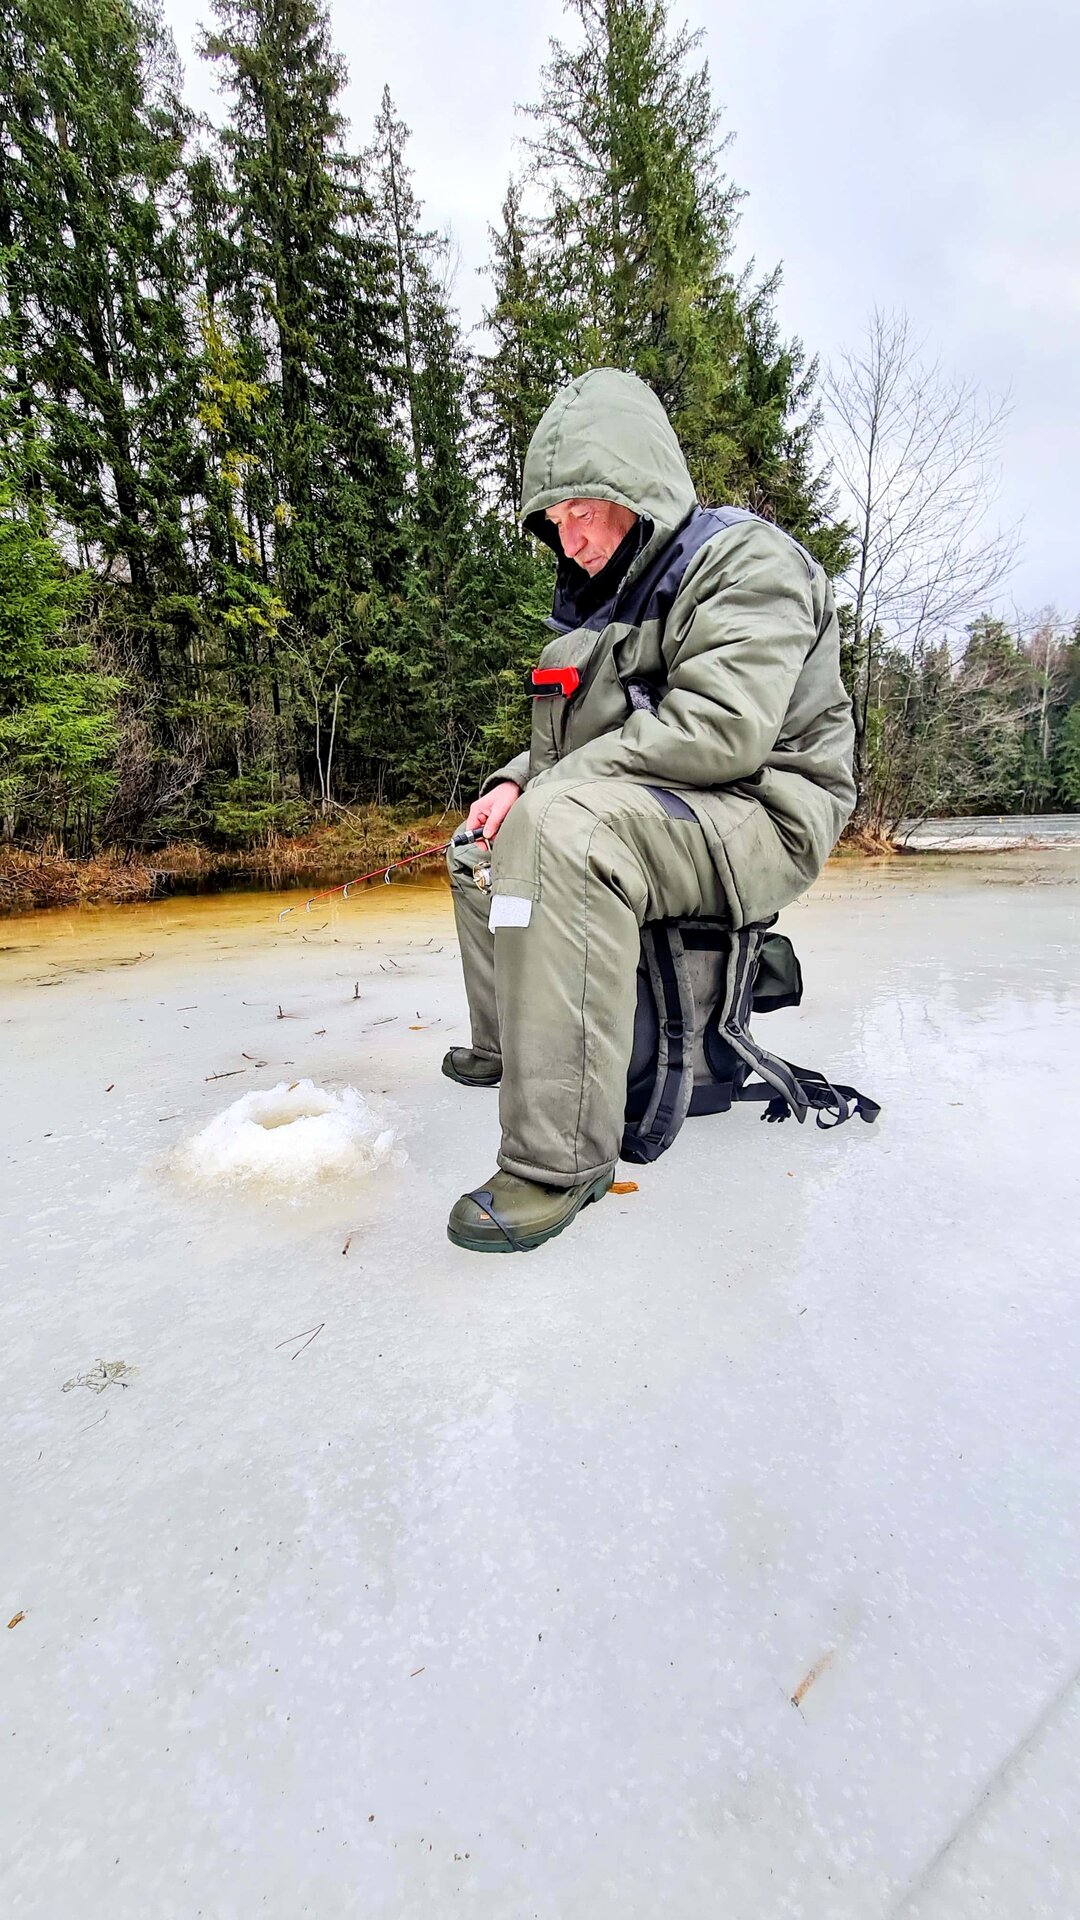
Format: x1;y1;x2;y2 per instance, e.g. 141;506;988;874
161;0;1078;617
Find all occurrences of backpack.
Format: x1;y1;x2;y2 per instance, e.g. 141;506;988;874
623;918;879;1164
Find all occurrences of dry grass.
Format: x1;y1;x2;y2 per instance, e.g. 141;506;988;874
0;848;160;910
834;824;898;858
0;807;453;912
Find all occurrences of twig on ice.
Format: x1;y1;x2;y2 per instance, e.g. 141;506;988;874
275;1323;325;1361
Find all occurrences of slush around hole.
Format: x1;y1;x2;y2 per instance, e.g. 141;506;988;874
250;1090;338;1130
177;1079;403;1188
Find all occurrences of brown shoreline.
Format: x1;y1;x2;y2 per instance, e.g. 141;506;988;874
0;809;453;914
5;815;1076;914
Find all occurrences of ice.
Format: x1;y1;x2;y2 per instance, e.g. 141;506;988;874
177;1077;400;1188
2;854;1079;1918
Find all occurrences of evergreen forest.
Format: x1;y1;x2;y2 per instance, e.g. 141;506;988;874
2;0;1078;873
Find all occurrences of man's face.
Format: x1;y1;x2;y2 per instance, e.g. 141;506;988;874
544;497;638;576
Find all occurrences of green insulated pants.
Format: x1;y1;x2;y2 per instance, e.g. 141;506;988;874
447;779;730;1187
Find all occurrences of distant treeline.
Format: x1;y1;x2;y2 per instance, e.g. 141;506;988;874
1;0;1077;857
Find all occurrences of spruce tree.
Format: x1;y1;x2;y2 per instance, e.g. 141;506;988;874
478;180;572;519
365;95;477;801
363;97;552;806
202;0;405;810
1054;699;1080;809
0;488;118;847
519;0;841;557
370;88;425;483
727;286;850;573
952;618;1033;811
0;0;195;620
0;0;215;845
526;0;740;407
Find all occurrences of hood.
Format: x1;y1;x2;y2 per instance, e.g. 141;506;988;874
521;368;698;609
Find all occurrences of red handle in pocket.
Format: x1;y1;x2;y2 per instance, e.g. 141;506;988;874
531;667;581;698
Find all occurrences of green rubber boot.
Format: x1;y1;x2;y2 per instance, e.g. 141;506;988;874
447;1168;614;1253
441;1047;502;1089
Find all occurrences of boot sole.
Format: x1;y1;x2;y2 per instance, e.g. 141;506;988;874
447;1172;614;1254
441;1058;501;1089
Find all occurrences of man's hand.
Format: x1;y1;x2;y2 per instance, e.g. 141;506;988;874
464;780;522;841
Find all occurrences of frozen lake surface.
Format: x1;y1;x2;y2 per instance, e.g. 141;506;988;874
3;852;1079;1918
900;813;1080;851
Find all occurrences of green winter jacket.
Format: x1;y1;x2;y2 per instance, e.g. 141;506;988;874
490;367;855;927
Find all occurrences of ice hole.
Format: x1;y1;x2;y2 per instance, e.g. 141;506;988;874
177;1079;403;1189
250;1089;338;1130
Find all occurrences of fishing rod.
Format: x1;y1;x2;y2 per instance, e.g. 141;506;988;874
277;826;487;920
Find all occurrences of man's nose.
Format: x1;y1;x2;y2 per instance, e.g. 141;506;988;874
561;523;586;556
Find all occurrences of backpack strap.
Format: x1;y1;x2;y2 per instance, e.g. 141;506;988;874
624;919;881;1166
707;924;880;1129
620;923;696;1163
754;1067;881;1129
717;926;810;1117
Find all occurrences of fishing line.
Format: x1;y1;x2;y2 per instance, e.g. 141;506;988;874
277;827;486;920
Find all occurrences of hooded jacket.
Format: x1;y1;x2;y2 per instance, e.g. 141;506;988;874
489;367;856;927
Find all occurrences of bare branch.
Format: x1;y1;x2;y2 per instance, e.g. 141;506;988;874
818;308;1021;815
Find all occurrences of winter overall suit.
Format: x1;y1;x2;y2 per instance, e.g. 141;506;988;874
447;367;856;1191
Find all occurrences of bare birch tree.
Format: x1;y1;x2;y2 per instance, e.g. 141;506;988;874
820;310;1018;826
285;634;347;816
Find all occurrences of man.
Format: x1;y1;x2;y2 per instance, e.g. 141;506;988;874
444;367;855;1253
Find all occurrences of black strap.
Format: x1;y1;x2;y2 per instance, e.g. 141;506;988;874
706;927;879;1130
641;928;686;1155
778;1065;880;1128
621;925;688;1163
745;1064;880;1128
714;928;810;1120
646;785;697;822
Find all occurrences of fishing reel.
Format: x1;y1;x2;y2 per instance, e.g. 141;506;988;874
450;824;493;891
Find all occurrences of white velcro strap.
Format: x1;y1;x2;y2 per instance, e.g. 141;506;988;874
488;894;533;930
